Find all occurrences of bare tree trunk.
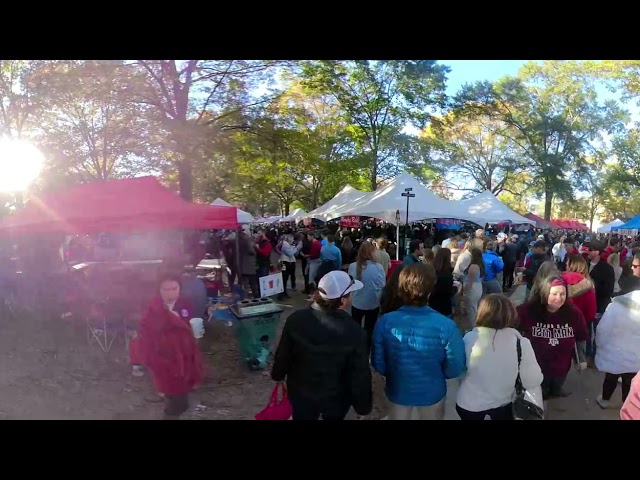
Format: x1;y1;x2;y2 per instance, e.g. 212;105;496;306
544;189;553;221
178;159;193;202
370;150;378;191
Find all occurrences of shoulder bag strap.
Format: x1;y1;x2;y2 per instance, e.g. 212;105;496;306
515;337;524;393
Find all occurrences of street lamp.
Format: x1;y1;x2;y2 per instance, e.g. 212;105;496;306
0;137;45;206
401;187;415;256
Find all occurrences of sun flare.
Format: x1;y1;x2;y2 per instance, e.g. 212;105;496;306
0;137;45;192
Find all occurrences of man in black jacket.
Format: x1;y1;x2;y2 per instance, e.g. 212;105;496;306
585;240;615;314
585;240;616;360
271;270;372;420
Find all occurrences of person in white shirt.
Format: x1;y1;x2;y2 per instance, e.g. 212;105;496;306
552;235;567;264
456;293;543;420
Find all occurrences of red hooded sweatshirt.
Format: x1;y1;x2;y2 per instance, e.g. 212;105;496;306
561;271;597;323
138;297;204;396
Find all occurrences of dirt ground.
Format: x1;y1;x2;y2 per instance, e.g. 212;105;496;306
0;264;623;420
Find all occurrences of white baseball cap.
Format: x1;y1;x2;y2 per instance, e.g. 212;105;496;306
318;271;363;300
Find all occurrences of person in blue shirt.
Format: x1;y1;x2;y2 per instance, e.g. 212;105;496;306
347;241;386;353
372;263;466;420
315;234;342;284
482;240;505;294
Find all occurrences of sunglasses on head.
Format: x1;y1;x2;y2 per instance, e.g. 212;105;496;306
317;274;355;299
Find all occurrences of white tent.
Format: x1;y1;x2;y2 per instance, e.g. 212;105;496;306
597;218;624;233
457;191;536;226
335;171;478;224
211;198;254;224
279;208;308;223
306;185;370;222
254;215;281;224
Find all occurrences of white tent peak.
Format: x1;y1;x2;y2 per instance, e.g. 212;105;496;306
306;185;369;222
280;208;308;223
458;190;535;226
211;198;254;224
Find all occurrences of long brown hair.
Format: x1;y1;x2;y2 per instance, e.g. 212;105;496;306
381;265;404;314
526;273;572;321
476;294;519;329
433;248;452;274
469;248;485;278
355;241;376;280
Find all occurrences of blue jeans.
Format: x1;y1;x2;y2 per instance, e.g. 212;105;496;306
257;265;270;279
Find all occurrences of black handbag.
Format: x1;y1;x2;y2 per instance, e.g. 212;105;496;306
512;338;545;420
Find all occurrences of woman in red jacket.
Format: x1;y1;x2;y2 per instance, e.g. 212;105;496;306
137;273;204;419
561;255;597;325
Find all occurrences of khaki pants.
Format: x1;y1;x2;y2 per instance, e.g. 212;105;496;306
388;398;445;420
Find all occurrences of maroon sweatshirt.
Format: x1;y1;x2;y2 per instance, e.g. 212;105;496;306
516;302;588;380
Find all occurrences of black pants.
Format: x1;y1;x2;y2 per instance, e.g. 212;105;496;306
163;393;189;419
541;376;567;400
227;262;238;287
300;256;310;293
602;372;636;402
281;261;296;292
288;392;349;421
456;403;512;420
352;306;379;353
241;274;260;299
503;262;516;289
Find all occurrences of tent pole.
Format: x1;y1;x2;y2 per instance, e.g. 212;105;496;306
395;210;400;261
235;226;242;289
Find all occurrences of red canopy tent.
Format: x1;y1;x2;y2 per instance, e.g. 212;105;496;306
550;219;588;231
524;213;556;230
0;176;238;235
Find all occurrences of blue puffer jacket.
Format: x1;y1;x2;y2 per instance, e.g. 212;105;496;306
482;250;504;282
372;305;466;406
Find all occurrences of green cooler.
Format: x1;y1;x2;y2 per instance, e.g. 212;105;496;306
229;298;284;370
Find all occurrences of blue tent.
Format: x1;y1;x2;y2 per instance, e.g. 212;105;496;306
612;215;640;231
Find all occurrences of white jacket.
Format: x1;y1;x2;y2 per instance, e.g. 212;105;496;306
596;291;640;374
456;327;543;412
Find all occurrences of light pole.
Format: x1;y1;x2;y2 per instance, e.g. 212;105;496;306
401;187;415;256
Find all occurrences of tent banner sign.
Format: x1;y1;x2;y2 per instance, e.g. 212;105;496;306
435;218;461;230
617;228;638;237
340;216;361;228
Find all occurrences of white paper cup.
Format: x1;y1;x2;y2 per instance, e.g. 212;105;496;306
189;318;205;339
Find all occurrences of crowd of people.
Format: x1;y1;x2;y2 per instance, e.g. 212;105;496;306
265;226;640;420
125;219;640;420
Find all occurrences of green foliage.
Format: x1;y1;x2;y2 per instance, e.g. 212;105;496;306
300;60;449;190
452;61;628;220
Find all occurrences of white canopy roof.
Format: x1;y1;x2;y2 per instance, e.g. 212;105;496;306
306;185;370;222
211;198;254;224
279;208;308;223
458;191;535;226
335;172;479;225
597;218;624;233
254;215;281;224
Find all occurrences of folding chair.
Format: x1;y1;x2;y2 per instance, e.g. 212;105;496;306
86;301;118;353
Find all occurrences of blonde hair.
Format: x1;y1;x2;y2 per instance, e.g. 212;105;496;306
464;239;474;251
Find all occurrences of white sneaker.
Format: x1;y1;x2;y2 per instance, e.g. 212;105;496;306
596;395;611;409
132;365;145;377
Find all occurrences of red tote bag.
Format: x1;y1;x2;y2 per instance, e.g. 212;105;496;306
255;383;292;421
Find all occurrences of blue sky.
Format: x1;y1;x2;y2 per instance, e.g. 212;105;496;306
440;60;531;95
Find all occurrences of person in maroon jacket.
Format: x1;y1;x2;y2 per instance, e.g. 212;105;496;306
303;232;323;294
516;274;588;399
254;229;273;279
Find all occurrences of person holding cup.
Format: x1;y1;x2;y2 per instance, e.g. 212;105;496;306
137;273;204;420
